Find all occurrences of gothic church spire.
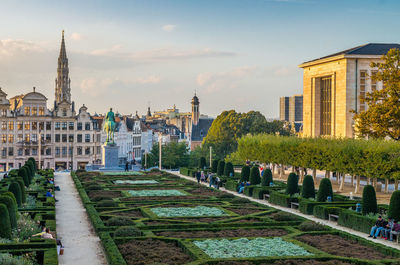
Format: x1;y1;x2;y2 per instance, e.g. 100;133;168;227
55;30;71;106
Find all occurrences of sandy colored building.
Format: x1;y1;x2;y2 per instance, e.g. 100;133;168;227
299;43;400;138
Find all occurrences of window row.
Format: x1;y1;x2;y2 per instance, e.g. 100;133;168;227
23;107;45;116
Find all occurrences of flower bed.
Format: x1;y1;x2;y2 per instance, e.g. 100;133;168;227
151;206;227;217
114;180;158;185
127;189;185;197
193;237;312;258
103;171;143;176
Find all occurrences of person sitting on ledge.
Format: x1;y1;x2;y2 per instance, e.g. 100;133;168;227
238;182;245;194
369;216;386;239
384;217;394;240
390;220;400;241
41;228;54;239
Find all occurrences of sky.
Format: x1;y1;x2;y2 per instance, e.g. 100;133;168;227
0;0;399;118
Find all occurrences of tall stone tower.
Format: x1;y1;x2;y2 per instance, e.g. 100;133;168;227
55;30;71;107
191;93;200;126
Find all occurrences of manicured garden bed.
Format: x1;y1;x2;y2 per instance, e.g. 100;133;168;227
126;189;186;197
156;228;287;238
150;206;227;217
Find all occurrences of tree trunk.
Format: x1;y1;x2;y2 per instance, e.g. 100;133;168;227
339;173;345;192
373;178;377;189
385;178;389;194
312;169;317;184
355;175;361;194
337;172;340;185
368;178;371;185
299;168;304;183
351;175;354;186
325;170;330;179
280;164;284;179
395;179;399;191
272;163;276;175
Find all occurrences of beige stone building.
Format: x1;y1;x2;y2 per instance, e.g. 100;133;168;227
299;43;400;138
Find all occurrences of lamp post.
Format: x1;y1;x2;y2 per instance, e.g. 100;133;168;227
38;129;41;170
209;146;212;169
158;133;162;170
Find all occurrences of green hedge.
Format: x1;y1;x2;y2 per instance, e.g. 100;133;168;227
243;185;255;197
298;198;355;215
269;191;295;207
338;208;376;234
99;232;127;265
224;180;238;192
313;205;345;220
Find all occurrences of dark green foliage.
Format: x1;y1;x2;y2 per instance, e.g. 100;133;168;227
14;177;26;203
18;167;29;187
273;211;301;221
249;166;261;185
8;169;18;177
269;191;293;207
298;220;326;231
223;162;234;177
217;161;225;176
28;157;37;171
261;169;273;186
224;180;239;192
8;182;22;207
301;175;315;199
0;192;17;205
97;200;118;207
362;185;378;215
317;178;333;202
0;196;17;229
87;184;102;191
338;209;376;234
105;216;133;226
211;160;219;173
389;190;400;221
240;165;250;182
198;157;206;169
286;173;299;196
0;203;11;239
114;226;140;238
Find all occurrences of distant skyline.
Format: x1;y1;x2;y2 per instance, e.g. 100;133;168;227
0;0;399;118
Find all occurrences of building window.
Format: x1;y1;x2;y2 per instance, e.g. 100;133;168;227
18;148;23;156
17;134;23;143
63;109;67;117
55;147;60;156
32;122;37;130
85;122;91;130
39;122;44;130
25;148;30;156
32;148;38;155
24;122;30;130
85;134;90;143
69;147;73;155
8;121;13;130
32;107;37;116
62;147;67;156
39;107;45;116
69;122;74;130
1;109;6;117
46;134;51;142
96;134;101;142
32;134;37;142
46;148;51;155
77;122;82;130
8;147;13;156
8;135;13;143
46;122;51;130
1;121;6;130
24;134;30;142
85;147;90;155
97;146;101;154
2;148;6;157
55;122;60;130
69;134;74;142
62;122;67;130
1;135;6;143
62;134;67;142
24;107;30;116
360;70;367;112
17;122;23;130
55;134;60;142
77;146;82;155
77;134;82;143
320;76;332;136
371;70;378;91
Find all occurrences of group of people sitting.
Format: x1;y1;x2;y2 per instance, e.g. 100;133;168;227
237;181;251;194
369;216;400;241
194;170;221;189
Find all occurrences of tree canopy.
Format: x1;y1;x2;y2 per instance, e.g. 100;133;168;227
147;141;189;169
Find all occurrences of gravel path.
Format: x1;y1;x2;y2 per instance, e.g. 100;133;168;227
55;172;107;265
168;170;400;251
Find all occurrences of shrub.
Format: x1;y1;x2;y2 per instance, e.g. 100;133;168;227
338;209;375;234
211;160;219;173
114;226;140;238
105;216;133;226
286;173;299;196
224;162;234;177
217;161;225;176
273;211;301;221
28;157;37;171
8;182;22;207
362;185;378;215
261;169;273;186
269;191;293;207
18;167;29;187
298;220;326;231
0;203;11;239
25;161;34;180
316;178;333;202
8;169;18;177
86;184;102;191
14;177;26;203
0;192;17;205
240;165;250;182
224;180;239;192
97;200;118;207
301;175;315;199
389;190;400;221
0;196;17;229
249;166;261;185
199;157;207;169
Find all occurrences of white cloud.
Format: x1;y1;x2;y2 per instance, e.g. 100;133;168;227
0;39;44;57
70;33;82;41
162;24;177;32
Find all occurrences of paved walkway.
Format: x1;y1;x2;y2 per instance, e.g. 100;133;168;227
168;170;400;251
55;172;107;265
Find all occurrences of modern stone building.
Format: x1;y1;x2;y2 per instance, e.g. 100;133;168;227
280;95;303;123
0;31;102;171
299;43;400;138
279;96;289;121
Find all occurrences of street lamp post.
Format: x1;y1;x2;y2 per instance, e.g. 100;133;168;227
209;146;212;169
38;129;41;170
158;133;162;170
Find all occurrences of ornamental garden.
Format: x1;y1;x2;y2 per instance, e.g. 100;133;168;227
73;169;400;265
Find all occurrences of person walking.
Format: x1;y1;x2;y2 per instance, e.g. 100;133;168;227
125;162;129;172
196;170;201;184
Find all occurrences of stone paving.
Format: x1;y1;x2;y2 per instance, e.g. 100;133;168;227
55;172;107;265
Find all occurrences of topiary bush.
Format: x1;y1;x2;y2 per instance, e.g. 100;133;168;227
298;220;326;231
316;178;333;202
240;165;250;182
14;177;26;203
105;216;133;226
0;192;17;206
249;166;261;185
261;169;273;186
211;160;219;173
114;226;141;238
8;182;22;207
97;200;118;207
286;173;299;196
362;185;378;215
0;203;11;239
301;175;315;199
199;157;207;169
224;162;234;177
273;211;301;221
389;190;400;221
217;161;225;176
18;167;29;187
28;157;37;172
86;184;102;191
0;196;17;229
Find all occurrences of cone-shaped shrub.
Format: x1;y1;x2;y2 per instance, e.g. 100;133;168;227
24;164;33;184
217;161;225;176
286;173;299;195
0;203;11;239
261;169;273;186
224;162;234;177
301;175;315;199
317;178;333;202
240;165;250;182
362;185;378;215
18;167;29;187
15;177;26;203
8;182;22;207
211;160;219;173
0;196;17;229
389;190;400;221
1;192;17;206
28;157;37;172
198;157;207;169
249;166;261;185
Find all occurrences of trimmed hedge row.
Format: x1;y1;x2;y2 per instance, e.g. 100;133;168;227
338;209;376;234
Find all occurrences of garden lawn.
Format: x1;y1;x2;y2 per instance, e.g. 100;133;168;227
127;189;185;196
151;206;227;217
114;180;158;185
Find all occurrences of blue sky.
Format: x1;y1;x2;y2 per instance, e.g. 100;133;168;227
0;0;399;117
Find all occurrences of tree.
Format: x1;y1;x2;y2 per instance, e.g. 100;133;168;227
211;160;219;173
389;190;400;221
198;157;207;169
18;167;29;187
354;48;400;140
286;173;299;195
224;162;234;177
240;165;250;182
0;196;17;229
362;185;378;215
317;178;333;202
249;166;261;185
301;175;315;199
147;142;189;169
261;169;273;186
0;203;11;239
14;177;26;203
8;182;22;207
217;161;225;176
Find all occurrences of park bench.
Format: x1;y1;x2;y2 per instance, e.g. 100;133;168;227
290;202;299;209
391;231;400;244
263;194;270;200
328;214;339;222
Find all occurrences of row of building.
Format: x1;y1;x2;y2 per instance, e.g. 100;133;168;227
0;32;213;171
